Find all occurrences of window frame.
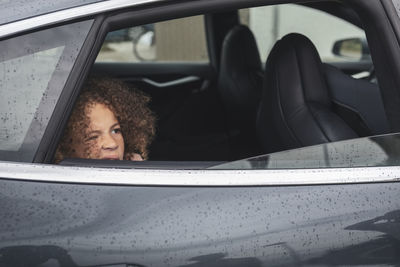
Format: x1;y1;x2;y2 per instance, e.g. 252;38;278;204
33;17;106;163
1;160;400;186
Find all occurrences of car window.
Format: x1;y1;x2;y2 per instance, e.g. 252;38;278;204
392;0;400;16
0;0;103;25
211;134;400;170
239;4;367;64
96;15;209;63
59;2;387;167
0;20;93;162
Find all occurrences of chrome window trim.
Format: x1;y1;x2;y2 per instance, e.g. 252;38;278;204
0;161;399;186
0;0;166;39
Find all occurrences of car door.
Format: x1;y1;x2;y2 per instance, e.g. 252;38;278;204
1;137;400;266
1;0;400;266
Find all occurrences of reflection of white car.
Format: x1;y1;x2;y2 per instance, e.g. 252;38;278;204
1;0;400;266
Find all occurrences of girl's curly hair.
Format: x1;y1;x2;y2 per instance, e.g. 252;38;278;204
55;78;156;162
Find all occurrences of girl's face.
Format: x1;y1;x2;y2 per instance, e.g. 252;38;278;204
72;103;125;160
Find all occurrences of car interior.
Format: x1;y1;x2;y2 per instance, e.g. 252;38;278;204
57;0;391;168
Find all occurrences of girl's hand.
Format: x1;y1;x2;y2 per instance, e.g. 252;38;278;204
128;153;144;161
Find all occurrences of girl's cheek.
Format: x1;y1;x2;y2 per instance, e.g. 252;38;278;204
84;140;100;158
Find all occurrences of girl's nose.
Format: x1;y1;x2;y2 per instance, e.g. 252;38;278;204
102;134;118;150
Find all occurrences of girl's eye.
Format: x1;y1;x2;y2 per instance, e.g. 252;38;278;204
112;128;122;134
86;135;99;142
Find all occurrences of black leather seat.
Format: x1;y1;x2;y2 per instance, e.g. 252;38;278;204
218;25;263;129
256;33;359;153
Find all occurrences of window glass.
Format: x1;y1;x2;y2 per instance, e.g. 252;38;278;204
211;134;400;170
239;4;366;63
392;0;400;18
0;47;64;151
96;15;209;63
0;20;93;162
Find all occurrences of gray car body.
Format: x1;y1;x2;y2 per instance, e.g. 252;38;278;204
1;174;400;266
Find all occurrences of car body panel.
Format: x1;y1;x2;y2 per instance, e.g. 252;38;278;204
1;179;399;266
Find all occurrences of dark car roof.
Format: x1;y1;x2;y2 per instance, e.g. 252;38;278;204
0;0;165;39
0;0;106;25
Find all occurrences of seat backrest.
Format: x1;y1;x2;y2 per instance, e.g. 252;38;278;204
218;25;263;129
256;33;358;153
323;63;390;136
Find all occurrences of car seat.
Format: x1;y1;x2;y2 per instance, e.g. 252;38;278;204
218;25;263;158
256;33;360;153
218;24;263;130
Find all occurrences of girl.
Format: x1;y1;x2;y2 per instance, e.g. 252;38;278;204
55;78;156;162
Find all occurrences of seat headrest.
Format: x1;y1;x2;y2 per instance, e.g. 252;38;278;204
221;25;262;71
266;33;331;105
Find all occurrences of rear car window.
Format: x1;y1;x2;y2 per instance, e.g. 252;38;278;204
0;20;93;162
